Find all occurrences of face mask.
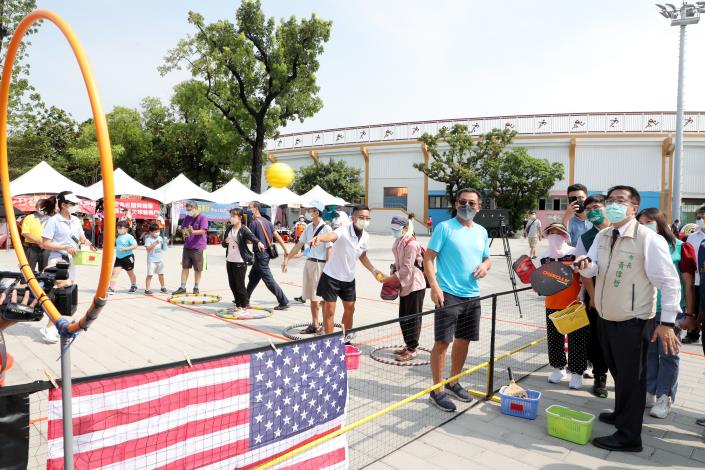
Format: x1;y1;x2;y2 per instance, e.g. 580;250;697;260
587;208;605;225
605;203;628;223
68;205;78;215
547;234;570;258
457;206;477;222
118;229;127;235
697;218;705;229
230;217;239;225
188;210;196;217
391;228;403;239
354;219;370;231
304;212;313;222
644;222;657;232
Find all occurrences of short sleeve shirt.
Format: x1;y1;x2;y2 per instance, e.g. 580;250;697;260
144;235;163;263
427;218;490;298
323;224;369;282
21;213;48;244
299;221;332;261
525;219;541;238
568;216;592;247
115;233;137;259
42;213;83;262
182;214;209;250
249;217;276;252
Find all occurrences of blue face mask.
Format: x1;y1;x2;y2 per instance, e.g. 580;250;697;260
644;222;657;232
605;203;628;223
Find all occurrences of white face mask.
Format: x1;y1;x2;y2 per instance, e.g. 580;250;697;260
697;218;705;230
547;233;571;258
354;219;370;231
391;228;403;239
230;217;239;225
188;209;197;217
68;205;78;215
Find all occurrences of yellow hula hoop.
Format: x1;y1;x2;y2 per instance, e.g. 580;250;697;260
214;305;274;320
168;293;223;305
0;10;116;334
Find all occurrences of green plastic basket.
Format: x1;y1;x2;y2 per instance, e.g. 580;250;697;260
545;405;595;445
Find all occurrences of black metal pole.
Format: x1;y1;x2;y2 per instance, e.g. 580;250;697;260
486;294;498;400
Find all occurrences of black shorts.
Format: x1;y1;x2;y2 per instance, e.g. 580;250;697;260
114;254;135;272
434;292;481;343
316;272;356;302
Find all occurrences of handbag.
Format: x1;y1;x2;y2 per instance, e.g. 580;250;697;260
407;238;430;289
256;218;278;259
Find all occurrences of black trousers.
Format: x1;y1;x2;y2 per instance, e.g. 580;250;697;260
226;261;248;308
399;289;425;350
26;245;47;272
597;315;651;444
546;308;589;374
685;288;700;341
584;291;609;378
246;251;288;307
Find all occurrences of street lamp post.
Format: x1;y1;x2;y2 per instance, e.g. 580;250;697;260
656;2;705;222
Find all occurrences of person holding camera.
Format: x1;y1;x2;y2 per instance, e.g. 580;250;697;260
562;183;592;247
40;191;89;343
246;202;290;310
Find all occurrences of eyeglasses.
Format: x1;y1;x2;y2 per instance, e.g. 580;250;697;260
606;197;631;205
457;199;478;207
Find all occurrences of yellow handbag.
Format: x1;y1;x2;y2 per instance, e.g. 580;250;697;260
549;302;589;335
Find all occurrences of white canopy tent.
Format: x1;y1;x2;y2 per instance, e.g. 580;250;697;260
9;161;92;198
299;185;348;207
210;178;259;205
256;186;307;208
88;168;165;203
157;173;216;204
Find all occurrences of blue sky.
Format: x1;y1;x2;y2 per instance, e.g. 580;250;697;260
30;0;705;134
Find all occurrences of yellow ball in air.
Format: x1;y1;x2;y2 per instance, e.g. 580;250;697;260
265;162;295;188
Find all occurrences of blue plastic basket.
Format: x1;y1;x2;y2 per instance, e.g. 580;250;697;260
499;386;541;420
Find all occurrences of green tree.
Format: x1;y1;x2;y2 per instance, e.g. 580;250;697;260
480;147;564;229
160;0;332;192
292;159;364;204
0;0;45;131
414;124;484;208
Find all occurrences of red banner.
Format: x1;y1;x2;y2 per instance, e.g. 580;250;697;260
11;196;161;219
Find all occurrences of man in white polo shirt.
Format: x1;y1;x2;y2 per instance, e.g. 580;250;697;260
311;205;384;336
282;200;333;335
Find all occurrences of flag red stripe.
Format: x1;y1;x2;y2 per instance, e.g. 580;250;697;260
155;425;341;470
46;408;249;470
48;354;250;400
278;447;346;470
47;378;248;439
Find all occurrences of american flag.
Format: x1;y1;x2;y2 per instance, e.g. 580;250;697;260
46;337;349;469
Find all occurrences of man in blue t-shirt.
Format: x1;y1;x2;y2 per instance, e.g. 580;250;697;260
424;188;491;412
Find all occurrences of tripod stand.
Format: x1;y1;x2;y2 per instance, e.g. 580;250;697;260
489;215;523;317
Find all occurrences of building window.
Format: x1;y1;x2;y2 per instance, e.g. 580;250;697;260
428;195;451;209
552;198;561;211
384;187;408;210
538;198;546;211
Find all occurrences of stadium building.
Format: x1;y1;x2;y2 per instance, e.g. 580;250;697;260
266;112;705;234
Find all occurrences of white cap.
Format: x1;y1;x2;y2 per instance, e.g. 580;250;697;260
61;192;80;205
303;199;326;213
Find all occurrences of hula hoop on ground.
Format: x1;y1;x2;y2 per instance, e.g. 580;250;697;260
369;345;432;367
215;305;274;320
283;322;344;341
168;293;222;305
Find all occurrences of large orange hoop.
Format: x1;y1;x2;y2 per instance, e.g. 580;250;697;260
0;10;115;334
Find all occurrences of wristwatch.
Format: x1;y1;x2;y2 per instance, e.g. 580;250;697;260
658;321;675;327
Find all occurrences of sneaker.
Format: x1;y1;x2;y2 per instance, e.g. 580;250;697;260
40;326;59;344
128;285;138;294
273;304;289;311
192;287;200;294
393;346;407;355
645;392;657;408
343;333;356;345
548;368;568;384
160;287;168;294
300;324;318;335
144;290;154;296
315;326;324;336
583;370;594;379
294;296;305;304
107;287;115;296
681;335;700;344
396;349;417;362
650;395;672;419
172;287;187;295
569;374;583;390
444;382;473;402
592;376;608;398
429;391;457;412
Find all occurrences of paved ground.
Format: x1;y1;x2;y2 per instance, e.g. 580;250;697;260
1;235;704;469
